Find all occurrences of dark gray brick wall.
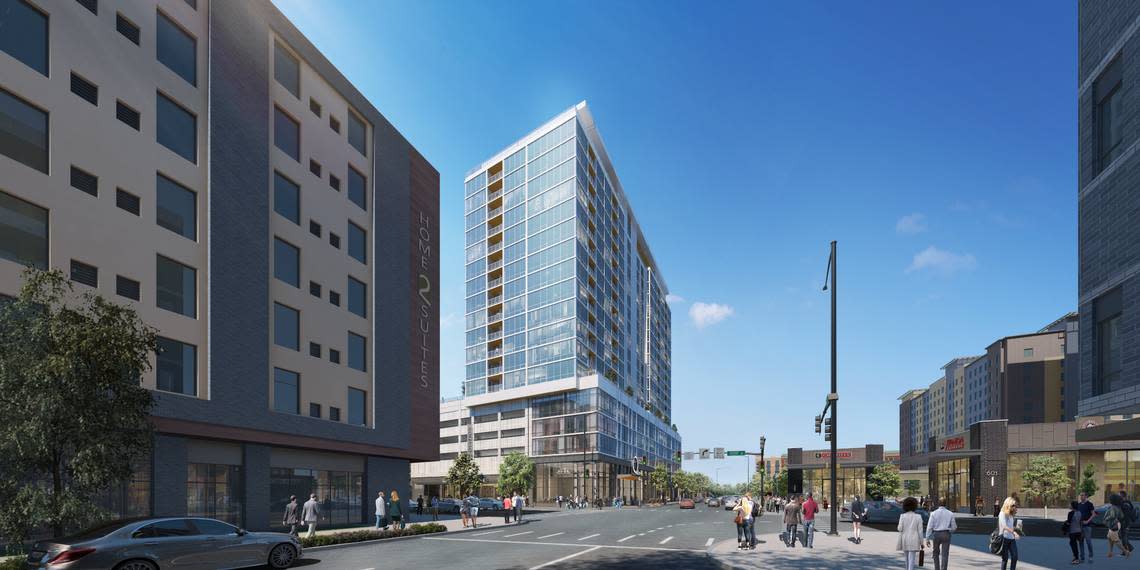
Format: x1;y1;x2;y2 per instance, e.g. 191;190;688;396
1078;1;1140;410
365;456;410;521
153;434;188;517
243;444;271;530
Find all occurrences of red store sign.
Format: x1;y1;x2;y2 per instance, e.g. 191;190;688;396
941;437;966;452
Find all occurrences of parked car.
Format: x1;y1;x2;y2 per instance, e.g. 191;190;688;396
25;517;301;570
723;496;739;510
706;497;721;508
436;498;463;514
861;500;930;524
479;498;501;511
679;498;695;509
1089;504;1111;526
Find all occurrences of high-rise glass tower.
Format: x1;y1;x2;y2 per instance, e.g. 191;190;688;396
451;102;678;501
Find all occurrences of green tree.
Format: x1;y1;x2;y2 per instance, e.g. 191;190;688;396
1078;463;1099;497
866;463;902;500
769;469;789;497
0;268;157;541
904;479;921;495
445;452;482;497
649;464;670;501
497;452;535;497
1020;455;1072;518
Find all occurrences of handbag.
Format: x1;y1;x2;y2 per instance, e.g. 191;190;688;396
918;548;925;566
734;510;744;525
988;529;1004;555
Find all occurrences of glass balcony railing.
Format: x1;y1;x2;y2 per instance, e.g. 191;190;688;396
488;170;503;185
488;312;503;323
488;365;504;375
488;259;503;271
488;277;503;288
487;330;503;341
488;241;503;253
487;205;503;218
488;187;503;202
487;295;503;306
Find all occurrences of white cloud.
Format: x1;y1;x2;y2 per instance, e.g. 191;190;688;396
906;246;977;276
689;302;734;329
665;294;685;304
895;213;928;235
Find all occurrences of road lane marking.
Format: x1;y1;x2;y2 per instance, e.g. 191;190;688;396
423;536;705;553
504;531;533;538
577;533;600;541
647;529;657;533
618;535;635;542
473;530;503;536
537;532;564;539
659;536;673;544
705;538;715;547
529;546;601;570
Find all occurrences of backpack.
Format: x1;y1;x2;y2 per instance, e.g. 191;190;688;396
1121;500;1137;523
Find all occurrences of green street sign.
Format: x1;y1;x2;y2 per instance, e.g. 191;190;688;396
726;451;746;456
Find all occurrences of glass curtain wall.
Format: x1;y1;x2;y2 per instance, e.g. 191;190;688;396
1103;450;1140;503
934;458;971;511
187;463;243;525
269;468;363;529
801;466;866;501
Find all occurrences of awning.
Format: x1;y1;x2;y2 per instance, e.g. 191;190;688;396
618;474;640;481
1076;417;1140;442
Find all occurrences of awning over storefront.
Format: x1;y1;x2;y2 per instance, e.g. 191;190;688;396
1076;417;1140;442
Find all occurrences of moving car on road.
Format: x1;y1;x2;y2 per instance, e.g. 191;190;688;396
679;498;695;509
25;517;301;570
723;496;739;510
706;497;721;508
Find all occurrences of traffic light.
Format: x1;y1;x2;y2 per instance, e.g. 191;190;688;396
814;415;823;434
824;417;834;441
674;451;682;462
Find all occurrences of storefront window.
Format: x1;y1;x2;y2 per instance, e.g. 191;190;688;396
269;467;363;529
802;467;866;502
187;463;243;525
934;458;971;512
95;460;152;519
1007;452;1076;508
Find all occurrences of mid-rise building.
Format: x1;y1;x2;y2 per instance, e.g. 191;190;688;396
899;316;1074;469
1075;0;1140;444
0;0;438;530
413;102;680;503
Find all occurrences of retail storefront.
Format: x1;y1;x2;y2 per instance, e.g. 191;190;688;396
924;418;1140;512
786;445;891;501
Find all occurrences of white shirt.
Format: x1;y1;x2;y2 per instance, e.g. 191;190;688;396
925;507;957;538
375;497;386;516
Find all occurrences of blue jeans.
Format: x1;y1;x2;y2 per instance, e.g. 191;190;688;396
375;514;384;528
1001;538;1018;570
745;519;755;545
1080;525;1093;560
804;520;815;548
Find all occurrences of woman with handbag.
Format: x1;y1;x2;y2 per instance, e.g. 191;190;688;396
998;497;1022;570
850;495;866;544
1066;501;1084;565
897;497;925;570
1105;493;1128;558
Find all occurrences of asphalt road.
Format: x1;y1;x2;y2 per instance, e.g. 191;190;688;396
287;503;790;570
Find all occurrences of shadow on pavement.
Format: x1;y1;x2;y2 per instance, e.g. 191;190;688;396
720;547;905;569
504;549;720;570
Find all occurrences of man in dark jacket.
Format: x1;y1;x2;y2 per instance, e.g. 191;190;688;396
281;495;299;536
1121;490;1136;554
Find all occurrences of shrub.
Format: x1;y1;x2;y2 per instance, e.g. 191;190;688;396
300;523;446;548
0;557;24;570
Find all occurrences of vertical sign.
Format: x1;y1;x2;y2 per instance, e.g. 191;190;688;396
409;150;440;459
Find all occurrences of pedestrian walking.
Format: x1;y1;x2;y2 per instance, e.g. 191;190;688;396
503;496;512;523
1104;493;1130;558
975;496;984;517
733;492;755;550
801;492;819;548
1066;501;1084;565
389;490;404;530
998;497;1022;570
994;497;1001;518
431;496;439;521
749;493;762;548
850;495;865;544
783;496;802;547
460;493;470;528
374;491;388;529
557;495;563;510
281;495;300;536
925;500;957;570
1120;490;1136;555
898;497;925;570
512;492;523;523
466;493;480;528
417;495;424;517
302;493;321;538
1077;492;1096;563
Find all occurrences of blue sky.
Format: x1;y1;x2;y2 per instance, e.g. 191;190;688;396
273;0;1077;485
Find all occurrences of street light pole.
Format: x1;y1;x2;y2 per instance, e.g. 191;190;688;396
759;436;767;501
827;240;838;535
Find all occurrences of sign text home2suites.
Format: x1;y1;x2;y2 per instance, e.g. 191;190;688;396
416;211;434;390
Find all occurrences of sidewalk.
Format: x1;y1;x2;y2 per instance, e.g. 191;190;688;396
709;525;1085;569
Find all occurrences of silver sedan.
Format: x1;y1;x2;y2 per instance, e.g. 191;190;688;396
25;517;302;570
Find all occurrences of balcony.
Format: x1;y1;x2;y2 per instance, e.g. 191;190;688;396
487;294;503;306
488;170;503;185
488;311;503;324
488;240;503;254
488;187;503;202
488;205;503;219
488;329;503;341
487;277;503;289
488;259;503;271
487;348;503;358
488;364;504;375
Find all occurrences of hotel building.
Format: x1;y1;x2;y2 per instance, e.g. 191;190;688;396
0;0;438;530
412;102;680;502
